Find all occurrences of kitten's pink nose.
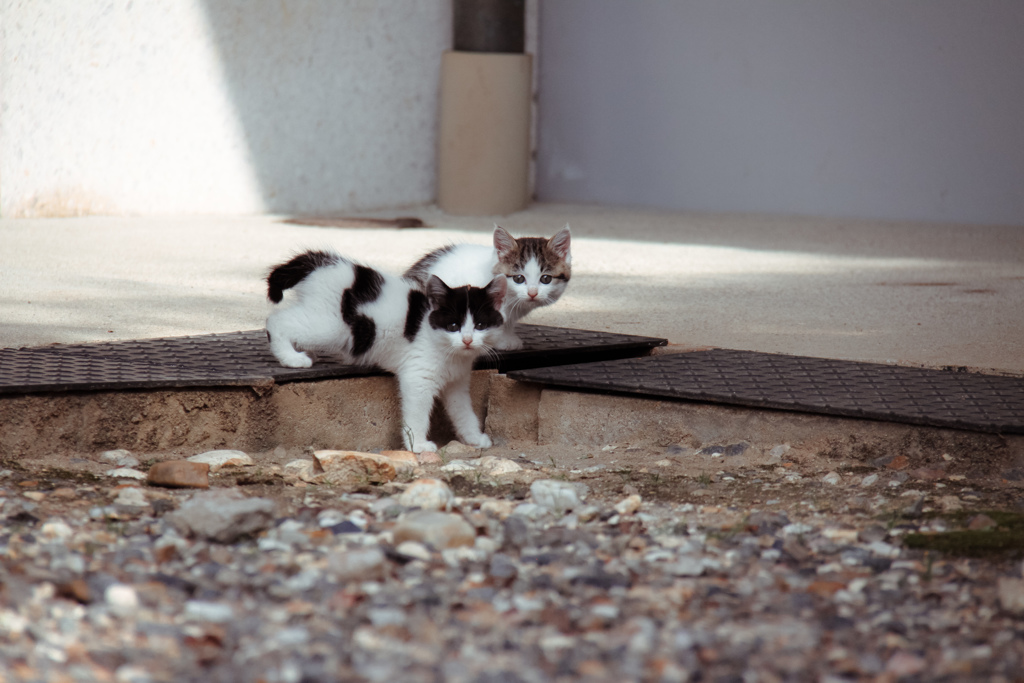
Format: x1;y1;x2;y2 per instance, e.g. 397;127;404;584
528;287;538;298
462;336;473;347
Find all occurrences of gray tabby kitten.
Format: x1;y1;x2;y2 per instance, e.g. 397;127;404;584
405;225;571;349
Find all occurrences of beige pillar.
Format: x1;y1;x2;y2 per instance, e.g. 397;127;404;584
437;50;532;215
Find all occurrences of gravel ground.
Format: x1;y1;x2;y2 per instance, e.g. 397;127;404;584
2;443;1023;683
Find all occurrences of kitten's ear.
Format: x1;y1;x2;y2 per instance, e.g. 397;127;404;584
493;225;518;259
485;275;507;308
426;275;450;302
548;225;571;261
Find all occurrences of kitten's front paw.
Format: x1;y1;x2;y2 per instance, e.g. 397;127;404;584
491;334;524;351
410;440;438;454
278;352;313;368
462;434;492;449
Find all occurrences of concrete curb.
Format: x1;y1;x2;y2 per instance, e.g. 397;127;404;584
4;371;1022;485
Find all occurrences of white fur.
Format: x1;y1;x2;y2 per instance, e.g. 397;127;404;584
266;257;503;453
422;225;571;350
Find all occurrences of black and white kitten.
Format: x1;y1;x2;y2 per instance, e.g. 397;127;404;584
265;250;506;453
405;225;571;350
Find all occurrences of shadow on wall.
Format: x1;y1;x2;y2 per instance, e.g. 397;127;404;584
198;1;449;215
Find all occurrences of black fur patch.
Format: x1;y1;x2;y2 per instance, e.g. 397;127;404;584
403;244;456;286
428;283;503;332
341;265;384;356
468;285;505;329
403;289;429;341
266;250;340;303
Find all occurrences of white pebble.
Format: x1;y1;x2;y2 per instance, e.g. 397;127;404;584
40;520;74;540
614;494;643;515
104;584;139;617
105;468;147;481
395;540;432;562
0;610;28;637
822;471;842;485
867;541;900;558
478;456;523;476
668;556;705;576
512;502;551;521
398;478;453;511
99;449;133;464
187;450;254;473
113;487;149;507
440;460;477;473
317;509;346;528
184;600;235;623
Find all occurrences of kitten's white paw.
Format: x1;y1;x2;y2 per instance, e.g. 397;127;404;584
492;334;524;351
278;352;313;368
460;436;491;450
411;440;437;454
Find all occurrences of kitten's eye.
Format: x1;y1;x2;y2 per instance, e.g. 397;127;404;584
512;274;526;284
474;321;487;330
540;274;552;285
445;322;459;332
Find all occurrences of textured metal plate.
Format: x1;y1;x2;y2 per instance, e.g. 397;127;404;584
509;349;1024;435
0;325;665;395
485;325;666;372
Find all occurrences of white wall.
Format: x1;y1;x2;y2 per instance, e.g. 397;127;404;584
0;1;450;217
537;1;1024;225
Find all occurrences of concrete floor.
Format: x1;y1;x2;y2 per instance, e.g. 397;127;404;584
1;203;1022;375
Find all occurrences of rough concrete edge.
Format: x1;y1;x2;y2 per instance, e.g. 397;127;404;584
0;370;498;460
533;388;1024;481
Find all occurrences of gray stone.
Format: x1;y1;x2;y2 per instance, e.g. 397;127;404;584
166;489;275;543
184;600;235;623
530;479;586;512
667;557;705;577
502;515;532;550
489;552;519;580
100;449;134;465
112;487;148;507
511;502;551;521
393;510;476;549
858;525;888;543
440;459;477;473
369;497;401;518
998;578;1024;615
328;547;387;581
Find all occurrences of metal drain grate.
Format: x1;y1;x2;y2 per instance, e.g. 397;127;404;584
509;349;1024;434
0;326;666;395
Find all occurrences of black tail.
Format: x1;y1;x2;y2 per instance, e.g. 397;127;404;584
266;250;340;303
